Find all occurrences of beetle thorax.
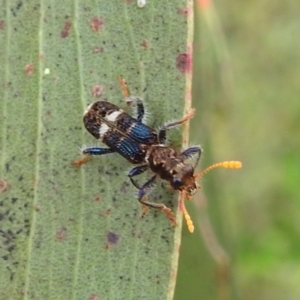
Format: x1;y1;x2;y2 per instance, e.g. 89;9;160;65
146;145;197;194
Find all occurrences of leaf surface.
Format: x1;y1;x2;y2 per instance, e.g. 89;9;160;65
0;1;193;299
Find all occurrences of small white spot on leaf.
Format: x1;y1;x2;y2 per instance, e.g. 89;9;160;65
137;0;147;8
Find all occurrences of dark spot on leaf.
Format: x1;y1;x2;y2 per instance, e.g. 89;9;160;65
11;197;18;204
18;175;23;181
2;255;8;260
105;170;112;175
90;17;103;32
24;64;34;76
107;231;119;244
176;53;192;73
61;22;71;38
161;235;169;244
92;84;104;97
8;245;15;252
16;1;23;10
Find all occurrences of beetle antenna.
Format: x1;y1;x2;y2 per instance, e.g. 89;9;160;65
180;192;194;233
194;161;242;181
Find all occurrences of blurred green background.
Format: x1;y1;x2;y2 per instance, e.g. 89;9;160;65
175;0;300;300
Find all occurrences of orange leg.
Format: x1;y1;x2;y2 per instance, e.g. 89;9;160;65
72;155;92;166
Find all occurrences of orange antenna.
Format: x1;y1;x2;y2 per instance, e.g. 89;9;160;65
194;161;242;180
117;76;130;98
180;192;194;233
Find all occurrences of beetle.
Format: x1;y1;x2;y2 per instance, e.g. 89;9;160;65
73;78;242;232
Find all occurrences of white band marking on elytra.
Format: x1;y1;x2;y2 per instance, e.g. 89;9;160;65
105;110;123;122
99;123;109;138
84;102;94;115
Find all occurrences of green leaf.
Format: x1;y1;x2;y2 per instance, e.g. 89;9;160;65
0;1;193;299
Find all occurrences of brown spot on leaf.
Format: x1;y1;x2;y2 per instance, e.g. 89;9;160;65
92;84;104;97
178;7;191;16
176;53;192;73
89;294;99;300
0;179;10;193
34;205;41;212
61;22;71;38
0;20;4;30
104;209;110;216
56;227;67;240
94;195;101;202
141;39;148;49
24;64;34;76
94;46;104;53
90;17;103;32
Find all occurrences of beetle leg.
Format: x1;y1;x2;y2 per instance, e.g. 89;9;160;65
128;165;149;189
158;108;195;143
118;76;145;122
72;147;115;166
137;175;176;226
125;96;145;122
179;146;202;168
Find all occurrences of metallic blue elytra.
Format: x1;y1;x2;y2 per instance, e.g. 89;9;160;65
104;132;145;164
127;122;158;145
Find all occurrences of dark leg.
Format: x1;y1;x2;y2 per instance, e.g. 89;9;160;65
82;147;115;156
125;96;144;122
158;108;195;143
137;176;176;226
118;76;144;122
180;146;202;168
72;147;114;166
128;165;149;189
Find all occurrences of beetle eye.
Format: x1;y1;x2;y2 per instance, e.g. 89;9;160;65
172;177;182;188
